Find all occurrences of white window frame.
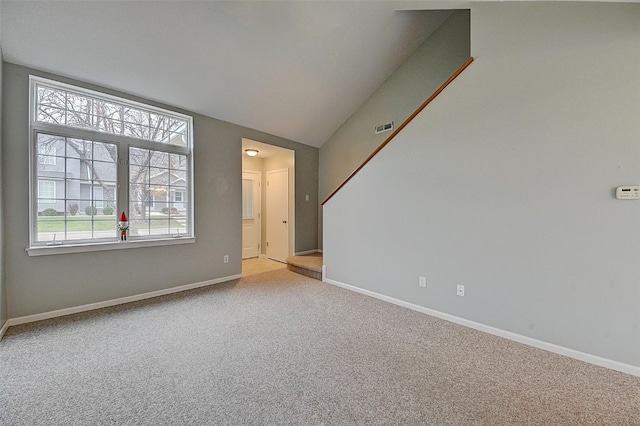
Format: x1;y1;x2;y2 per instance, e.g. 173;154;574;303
27;76;195;256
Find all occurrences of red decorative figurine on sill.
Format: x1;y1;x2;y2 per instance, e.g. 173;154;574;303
118;211;129;241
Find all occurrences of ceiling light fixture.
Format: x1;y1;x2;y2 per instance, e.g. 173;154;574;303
245;149;259;157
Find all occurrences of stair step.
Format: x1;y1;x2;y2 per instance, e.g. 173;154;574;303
286;254;323;281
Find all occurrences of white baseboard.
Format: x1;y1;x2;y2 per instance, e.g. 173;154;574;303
294;249;321;256
6;274;243;328
317;249;323;253
0;320;9;340
325;278;640;378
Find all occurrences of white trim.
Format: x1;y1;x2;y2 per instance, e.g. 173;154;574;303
317;249;323;253
294;249;319;256
325;278;640;378
5;273;242;328
26;236;196;256
0;320;9;340
322;265;327;283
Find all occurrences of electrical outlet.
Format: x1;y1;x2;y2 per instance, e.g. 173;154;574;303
457;285;465;297
418;276;427;288
223;255;229;263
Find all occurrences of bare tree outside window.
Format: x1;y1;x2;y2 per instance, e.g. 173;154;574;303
30;77;192;246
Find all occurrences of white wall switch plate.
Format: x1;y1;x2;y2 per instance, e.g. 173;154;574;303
419;276;427;288
457;285;465;296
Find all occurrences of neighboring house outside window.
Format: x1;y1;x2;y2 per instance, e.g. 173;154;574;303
29;76;194;249
93;186;105;208
38;180;56;203
146;190;155;209
173;190;185;210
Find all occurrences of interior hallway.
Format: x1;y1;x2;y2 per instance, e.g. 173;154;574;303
242;256;286;276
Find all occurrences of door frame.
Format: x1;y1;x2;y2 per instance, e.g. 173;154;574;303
241;138;296;262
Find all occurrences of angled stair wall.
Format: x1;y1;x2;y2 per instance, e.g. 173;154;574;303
322;2;640;376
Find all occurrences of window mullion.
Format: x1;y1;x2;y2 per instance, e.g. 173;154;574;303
64;137;68;241
32;121;183;151
29;132;37;247
118;143;129;229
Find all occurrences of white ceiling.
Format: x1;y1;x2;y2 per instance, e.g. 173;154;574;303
242;138;293;159
0;1;454;148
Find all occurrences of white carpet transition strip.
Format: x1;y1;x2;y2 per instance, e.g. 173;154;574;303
325;278;640;378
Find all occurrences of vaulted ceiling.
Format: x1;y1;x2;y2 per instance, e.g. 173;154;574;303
0;1;455;147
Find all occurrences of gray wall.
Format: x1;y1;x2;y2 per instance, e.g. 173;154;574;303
319;10;470;248
324;3;640;369
293;149;319;253
0;40;6;327
3;63;318;318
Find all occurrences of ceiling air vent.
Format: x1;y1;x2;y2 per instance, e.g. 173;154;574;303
374;121;394;135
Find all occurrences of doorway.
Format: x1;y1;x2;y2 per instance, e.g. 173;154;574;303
241;138;295;264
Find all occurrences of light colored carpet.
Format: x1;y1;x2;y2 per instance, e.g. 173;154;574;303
1;269;639;425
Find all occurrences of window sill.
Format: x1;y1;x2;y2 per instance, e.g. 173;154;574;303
26;237;196;257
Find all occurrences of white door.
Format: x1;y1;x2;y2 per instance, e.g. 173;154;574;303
266;169;289;263
242;171;261;259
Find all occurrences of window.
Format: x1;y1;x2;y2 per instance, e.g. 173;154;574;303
242;179;253;219
29;76;193;252
38;180;56;203
130;148;188;235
